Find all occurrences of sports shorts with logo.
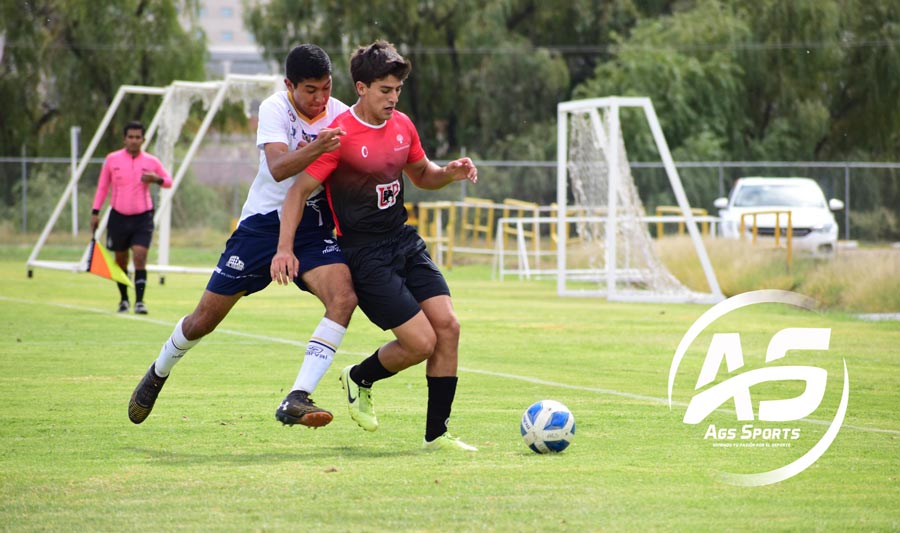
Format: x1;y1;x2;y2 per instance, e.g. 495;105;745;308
340;224;450;331
206;211;346;296
106;209;154;251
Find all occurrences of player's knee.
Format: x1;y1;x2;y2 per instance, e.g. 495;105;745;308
403;329;437;363
327;287;358;322
432;312;460;342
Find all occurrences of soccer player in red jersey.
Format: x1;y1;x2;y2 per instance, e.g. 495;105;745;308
271;40;479;451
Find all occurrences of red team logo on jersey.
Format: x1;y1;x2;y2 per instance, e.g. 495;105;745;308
376;180;401;210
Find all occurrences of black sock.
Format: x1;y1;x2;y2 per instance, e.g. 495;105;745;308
135;269;147;302
350;350;395;388
117;282;129;302
425;376;458;442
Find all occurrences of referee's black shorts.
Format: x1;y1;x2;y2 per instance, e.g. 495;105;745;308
342;224;450;331
106;209;154;251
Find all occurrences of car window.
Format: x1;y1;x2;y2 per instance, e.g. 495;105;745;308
733;184;826;208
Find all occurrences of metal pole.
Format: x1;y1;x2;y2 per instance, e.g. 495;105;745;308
21;144;27;234
718;164;724;198
70;126;81;237
844;165;850;242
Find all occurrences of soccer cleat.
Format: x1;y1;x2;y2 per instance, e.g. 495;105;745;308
128;363;168;424
422;433;478;452
275;390;333;428
117;300;130;313
134;301;148;315
339;365;378;432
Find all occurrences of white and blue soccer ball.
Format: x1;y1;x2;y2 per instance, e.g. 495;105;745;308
520;399;575;454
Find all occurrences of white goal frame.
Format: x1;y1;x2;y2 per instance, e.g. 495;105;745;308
26;74;281;279
556;97;723;303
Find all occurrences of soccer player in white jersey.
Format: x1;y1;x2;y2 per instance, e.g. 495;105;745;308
128;44;356;428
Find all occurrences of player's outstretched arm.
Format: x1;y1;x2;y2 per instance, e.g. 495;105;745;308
270;172;322;285
265;127;344;182
406;156;478;190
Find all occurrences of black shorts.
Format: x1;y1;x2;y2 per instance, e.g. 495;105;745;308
106;209;154;251
342;225;450;331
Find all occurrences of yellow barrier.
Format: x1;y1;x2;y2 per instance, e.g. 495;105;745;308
549;203;583;244
405;202;419;229
500;198;541;269
460;196;495;246
415;201;456;268
740;210;793;272
654;206;709;237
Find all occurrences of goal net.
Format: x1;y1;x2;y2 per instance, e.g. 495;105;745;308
26;74;281;279
555;97;723;303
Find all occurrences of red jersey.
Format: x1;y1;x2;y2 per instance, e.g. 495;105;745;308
305;107;426;245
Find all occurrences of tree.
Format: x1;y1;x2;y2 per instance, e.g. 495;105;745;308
572;0;900;220
0;0;207;157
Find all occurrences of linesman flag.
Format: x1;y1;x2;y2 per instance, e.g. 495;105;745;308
87;239;133;287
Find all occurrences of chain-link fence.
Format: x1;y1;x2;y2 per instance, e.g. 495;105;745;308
2;156;898;242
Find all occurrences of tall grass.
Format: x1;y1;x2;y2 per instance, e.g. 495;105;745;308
658;237;900;312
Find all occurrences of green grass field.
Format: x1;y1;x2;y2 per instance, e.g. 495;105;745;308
1;244;898;531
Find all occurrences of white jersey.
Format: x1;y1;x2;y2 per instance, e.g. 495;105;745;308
238;91;349;225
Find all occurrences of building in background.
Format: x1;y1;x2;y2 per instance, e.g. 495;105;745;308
191;0;275;77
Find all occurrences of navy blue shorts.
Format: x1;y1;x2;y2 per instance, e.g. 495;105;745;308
206;213;346;296
341;225;449;330
106;209;154;251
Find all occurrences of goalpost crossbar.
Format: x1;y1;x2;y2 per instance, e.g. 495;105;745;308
26;75;281;278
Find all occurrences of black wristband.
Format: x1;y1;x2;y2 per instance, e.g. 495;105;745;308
91;209;100;215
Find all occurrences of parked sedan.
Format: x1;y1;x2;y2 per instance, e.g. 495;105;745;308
714;177;845;256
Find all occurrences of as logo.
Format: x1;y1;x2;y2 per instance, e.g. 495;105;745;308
376;180;401;210
683;328;830;424
668;290;849;486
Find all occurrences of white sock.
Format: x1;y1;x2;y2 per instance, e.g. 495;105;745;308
292;317;346;394
154;316;200;377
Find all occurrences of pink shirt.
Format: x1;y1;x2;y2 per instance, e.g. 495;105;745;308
92;148;172;215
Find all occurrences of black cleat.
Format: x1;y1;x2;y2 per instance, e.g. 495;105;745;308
128;363;168;424
275;390;333;428
117;300;130;313
134;301;148;315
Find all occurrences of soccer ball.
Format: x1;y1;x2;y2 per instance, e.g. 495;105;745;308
520;399;575;454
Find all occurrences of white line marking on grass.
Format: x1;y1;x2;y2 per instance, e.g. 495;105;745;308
463;368;900;436
462;367;674;406
5;294;898;436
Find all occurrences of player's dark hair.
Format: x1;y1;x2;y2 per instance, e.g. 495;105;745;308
350;40;412;86
123;121;145;137
285;44;333;84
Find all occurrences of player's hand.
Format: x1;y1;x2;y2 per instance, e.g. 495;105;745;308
270;249;299;285
90;214;99;233
446;157;478;184
313;127;345;154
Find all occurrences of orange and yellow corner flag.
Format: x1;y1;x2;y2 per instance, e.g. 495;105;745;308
87;239;133;287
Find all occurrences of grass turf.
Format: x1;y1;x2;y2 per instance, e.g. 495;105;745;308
0;245;898;531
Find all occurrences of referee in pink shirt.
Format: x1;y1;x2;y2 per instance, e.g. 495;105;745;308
91;121;172;314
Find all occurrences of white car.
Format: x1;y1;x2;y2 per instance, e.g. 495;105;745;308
714;177;845;256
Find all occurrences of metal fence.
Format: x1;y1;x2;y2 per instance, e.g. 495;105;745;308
2;156;898;242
